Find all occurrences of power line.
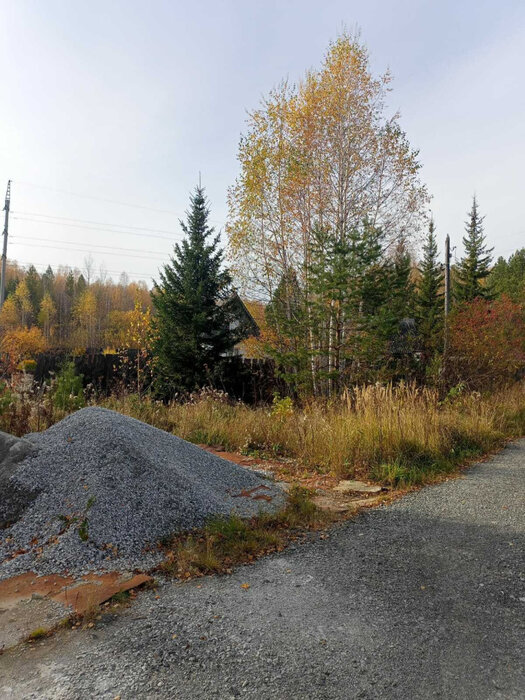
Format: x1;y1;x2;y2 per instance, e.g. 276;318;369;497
11;235;170;259
12;210;180;234
14;180;227;226
12;214;185;241
9;239;168;262
7;258;154;280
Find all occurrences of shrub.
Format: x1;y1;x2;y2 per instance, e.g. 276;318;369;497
51;361;85;411
449;296;525;390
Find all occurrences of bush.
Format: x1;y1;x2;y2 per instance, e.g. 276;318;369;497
449;296;525;390
51;361;85;411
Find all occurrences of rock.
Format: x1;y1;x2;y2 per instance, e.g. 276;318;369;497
0;431;39;529
333;480;382;495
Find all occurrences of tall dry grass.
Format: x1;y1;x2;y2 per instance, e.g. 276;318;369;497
102;382;525;486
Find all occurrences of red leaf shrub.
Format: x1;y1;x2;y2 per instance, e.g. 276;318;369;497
448;295;525;389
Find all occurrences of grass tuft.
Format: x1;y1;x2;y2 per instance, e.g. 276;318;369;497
26;627;49;641
159;486;328;579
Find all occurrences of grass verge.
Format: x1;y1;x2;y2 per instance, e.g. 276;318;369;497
158;486;333;579
102;382;525;487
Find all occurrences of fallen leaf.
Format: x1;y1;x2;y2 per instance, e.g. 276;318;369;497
240;583;250;590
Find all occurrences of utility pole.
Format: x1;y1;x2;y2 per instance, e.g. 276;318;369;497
0;180;11;308
444;234;451;317
443;234;452;364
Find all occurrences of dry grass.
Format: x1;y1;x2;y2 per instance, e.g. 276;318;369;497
3;377;524;488
102;382;525;486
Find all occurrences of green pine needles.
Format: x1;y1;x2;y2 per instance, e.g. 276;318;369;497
417;219;444;359
455;196;493;303
151;187;241;396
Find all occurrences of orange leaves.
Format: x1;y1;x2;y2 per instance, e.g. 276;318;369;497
0;326;47;370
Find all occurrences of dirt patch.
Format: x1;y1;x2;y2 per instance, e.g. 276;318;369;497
0;571;151;650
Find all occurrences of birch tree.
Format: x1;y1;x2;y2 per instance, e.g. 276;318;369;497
228;33;428;393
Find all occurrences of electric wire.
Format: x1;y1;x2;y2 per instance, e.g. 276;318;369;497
11;215;185;242
8;240;168;262
12;211;181;235
7;259;154;279
10;235;170;259
14;180;227;226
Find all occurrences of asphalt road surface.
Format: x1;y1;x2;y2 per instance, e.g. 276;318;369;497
1;441;524;699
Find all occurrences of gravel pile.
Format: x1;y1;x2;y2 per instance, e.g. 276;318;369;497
0;407;283;579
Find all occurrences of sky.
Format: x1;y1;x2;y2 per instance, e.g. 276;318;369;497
1;0;524;287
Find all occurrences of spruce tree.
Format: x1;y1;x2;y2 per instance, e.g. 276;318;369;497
387;239;416;327
455;196;493;302
417;218;444;359
152;187;240;395
307;220;390;390
489;249;525;302
25;264;43;318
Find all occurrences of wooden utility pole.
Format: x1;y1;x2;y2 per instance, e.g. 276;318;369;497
444;234;451;317
0;180;11;308
443;234;451;360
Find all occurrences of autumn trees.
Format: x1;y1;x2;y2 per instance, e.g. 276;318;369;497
228;33;428;394
0;261;152;365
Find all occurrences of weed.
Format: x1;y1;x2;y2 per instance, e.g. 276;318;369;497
110;590;131;604
159;486;328;580
26;627;49;641
50;361;85;412
78;519;89;541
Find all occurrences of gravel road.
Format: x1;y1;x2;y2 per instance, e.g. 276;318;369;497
1;441;524;699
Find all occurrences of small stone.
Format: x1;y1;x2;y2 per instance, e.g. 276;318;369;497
333;480;382;495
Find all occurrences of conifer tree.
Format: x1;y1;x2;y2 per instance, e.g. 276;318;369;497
489;249;525;302
417;218;444;359
25;265;43;318
387;239;416;328
455;196;493;302
152;187;240;395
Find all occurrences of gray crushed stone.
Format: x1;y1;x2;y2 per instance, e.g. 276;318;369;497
1;440;523;699
0;407;283;579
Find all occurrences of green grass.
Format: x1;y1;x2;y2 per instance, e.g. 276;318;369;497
26;627;49;641
159;486;329;578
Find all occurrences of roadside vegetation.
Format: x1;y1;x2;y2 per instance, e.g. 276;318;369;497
2;373;524;489
159;486;331;579
105;382;525;487
0;32;524;494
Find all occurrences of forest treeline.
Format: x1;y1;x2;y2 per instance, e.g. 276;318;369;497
0;262;151;366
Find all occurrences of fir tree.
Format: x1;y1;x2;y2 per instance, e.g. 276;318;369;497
65;271;76;300
25;264;43;318
455;196;493;302
76;274;87;297
417;218;444;358
308;220;390;391
387;239;416;327
152;187;240;395
489;248;525;302
42;265;55;296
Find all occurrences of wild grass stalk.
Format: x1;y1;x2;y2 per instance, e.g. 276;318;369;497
101;382;525;486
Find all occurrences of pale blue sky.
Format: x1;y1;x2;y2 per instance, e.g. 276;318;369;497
1;0;524;284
